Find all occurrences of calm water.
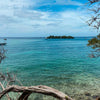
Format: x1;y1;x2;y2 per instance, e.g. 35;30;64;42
1;37;100;99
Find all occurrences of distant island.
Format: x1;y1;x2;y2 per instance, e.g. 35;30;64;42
46;35;74;39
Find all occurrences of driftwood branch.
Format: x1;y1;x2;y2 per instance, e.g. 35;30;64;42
0;82;11;100
18;92;32;100
0;85;74;100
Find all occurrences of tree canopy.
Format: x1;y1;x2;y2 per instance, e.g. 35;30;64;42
87;0;100;57
46;35;74;39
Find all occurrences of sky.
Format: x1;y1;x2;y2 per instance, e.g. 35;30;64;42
0;0;98;37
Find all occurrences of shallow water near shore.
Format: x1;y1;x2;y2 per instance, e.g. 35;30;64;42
1;37;100;100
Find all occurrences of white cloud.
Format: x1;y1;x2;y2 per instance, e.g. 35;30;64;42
33;0;82;7
0;0;97;37
14;10;44;20
55;0;82;6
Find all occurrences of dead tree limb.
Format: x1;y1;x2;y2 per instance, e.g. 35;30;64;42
0;85;74;100
18;92;32;100
0;82;11;100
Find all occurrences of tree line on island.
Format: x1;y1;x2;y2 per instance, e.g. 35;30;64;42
46;35;74;39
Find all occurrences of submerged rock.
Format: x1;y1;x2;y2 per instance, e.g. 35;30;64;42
92;95;98;99
85;92;91;96
96;97;100;100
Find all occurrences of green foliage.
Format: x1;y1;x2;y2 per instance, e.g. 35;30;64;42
87;34;100;49
87;34;100;57
86;0;100;57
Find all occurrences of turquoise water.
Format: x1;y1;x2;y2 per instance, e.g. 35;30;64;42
1;37;100;99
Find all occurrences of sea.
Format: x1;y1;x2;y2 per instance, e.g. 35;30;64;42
1;37;100;100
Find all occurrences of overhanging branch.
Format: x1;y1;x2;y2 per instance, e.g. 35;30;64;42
0;85;74;100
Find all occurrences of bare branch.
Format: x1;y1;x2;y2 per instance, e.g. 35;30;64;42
0;85;74;100
88;0;100;5
0;82;11;100
18;92;32;100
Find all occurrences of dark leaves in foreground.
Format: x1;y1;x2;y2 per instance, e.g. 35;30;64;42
87;34;100;57
87;0;100;57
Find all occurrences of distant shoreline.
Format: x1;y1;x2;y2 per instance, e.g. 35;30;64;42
0;37;45;39
0;36;95;39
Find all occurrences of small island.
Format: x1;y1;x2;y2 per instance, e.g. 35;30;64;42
46;35;74;39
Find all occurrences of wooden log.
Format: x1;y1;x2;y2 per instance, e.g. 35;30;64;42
18;92;32;100
0;85;74;100
0;82;11;100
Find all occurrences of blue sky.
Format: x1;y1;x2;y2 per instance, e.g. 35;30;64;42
0;0;98;37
